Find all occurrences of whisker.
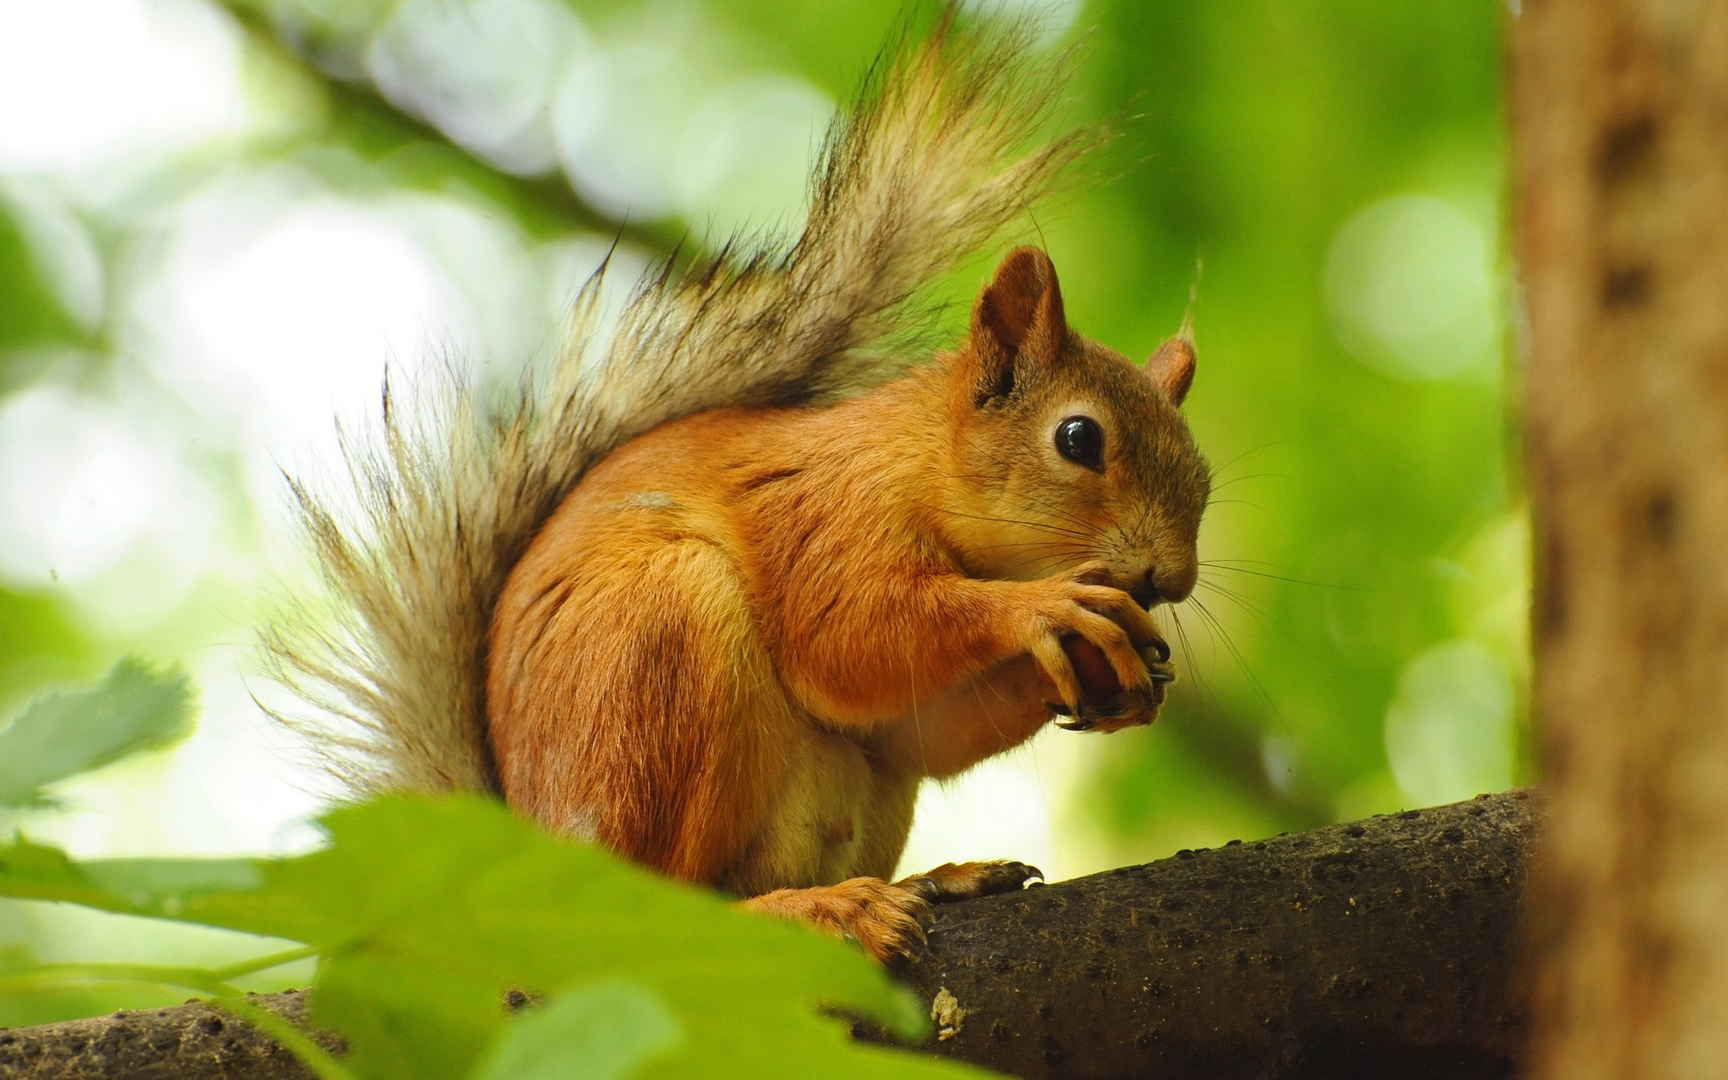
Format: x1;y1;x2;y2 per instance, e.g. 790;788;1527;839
967;537;1091;551
1199;563;1352;590
932;507;1093;540
1205;440;1288;485
1209;471;1284;493
934;473;1105;537
1011;494;1102;536
1166;607;1213;707
1196;579;1267;621
1188;595;1275;711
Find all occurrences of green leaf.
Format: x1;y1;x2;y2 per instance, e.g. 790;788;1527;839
471;980;681;1080
265;796;956;1078
0;658;194;806
0;795;985;1078
0;837;261;915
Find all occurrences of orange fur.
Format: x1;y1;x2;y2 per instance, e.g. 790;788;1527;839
487;247;1209;953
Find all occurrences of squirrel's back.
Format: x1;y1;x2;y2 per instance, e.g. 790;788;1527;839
260;8;1096;797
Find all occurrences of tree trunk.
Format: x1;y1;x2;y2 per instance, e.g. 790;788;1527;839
1;792;1537;1080
1515;1;1728;1076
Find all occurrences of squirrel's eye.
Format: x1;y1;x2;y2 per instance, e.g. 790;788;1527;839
1054;415;1104;469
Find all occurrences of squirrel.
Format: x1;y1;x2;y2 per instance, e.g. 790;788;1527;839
262;9;1209;962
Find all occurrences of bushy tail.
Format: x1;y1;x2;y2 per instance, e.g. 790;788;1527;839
260;7;1097;797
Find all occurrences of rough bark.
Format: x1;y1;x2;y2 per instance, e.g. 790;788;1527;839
890;790;1534;1078
1514;2;1728;1078
0;989;332;1080
2;791;1536;1079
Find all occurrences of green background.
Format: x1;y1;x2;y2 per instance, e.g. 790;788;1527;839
0;0;1523;1024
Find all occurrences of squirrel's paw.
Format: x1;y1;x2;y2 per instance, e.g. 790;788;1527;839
1053;639;1174;732
1019;563;1162;715
740;878;930;963
896;859;1043;903
1053;692;1163;733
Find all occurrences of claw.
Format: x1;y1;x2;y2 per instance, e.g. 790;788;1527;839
1056;716;1094;731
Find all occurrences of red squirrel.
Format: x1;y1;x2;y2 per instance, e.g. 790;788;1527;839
264;10;1208;961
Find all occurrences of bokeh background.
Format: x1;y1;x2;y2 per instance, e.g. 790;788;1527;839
1;0;1522;1023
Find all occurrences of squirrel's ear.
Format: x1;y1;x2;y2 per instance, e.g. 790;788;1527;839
1146;333;1196;406
967;246;1068;404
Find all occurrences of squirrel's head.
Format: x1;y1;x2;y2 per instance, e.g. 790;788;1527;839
939;246;1210;608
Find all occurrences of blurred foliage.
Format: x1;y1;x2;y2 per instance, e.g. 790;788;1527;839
1068;0;1518;847
0;202;86;362
0;674;972;1077
0;0;1522;1034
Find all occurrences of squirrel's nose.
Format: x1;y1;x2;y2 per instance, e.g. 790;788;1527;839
1129;563;1196;608
1128;578;1160;608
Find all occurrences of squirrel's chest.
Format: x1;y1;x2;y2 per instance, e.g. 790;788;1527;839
721;728;918;894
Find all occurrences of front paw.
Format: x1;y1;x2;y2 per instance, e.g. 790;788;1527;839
1052;688;1165;733
1052;638;1174;732
1017;564;1163;715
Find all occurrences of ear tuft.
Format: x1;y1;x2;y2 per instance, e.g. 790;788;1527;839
1147;333;1196;405
967;247;1068;404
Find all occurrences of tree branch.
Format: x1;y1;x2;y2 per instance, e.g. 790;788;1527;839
215;0;682;253
0;988;335;1080
888;789;1533;1078
0;791;1536;1079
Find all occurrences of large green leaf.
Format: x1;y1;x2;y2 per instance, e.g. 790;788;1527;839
472;979;681;1080
263;796;960;1078
0;795;986;1078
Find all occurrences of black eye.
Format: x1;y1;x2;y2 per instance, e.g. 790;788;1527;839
1054;415;1104;469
